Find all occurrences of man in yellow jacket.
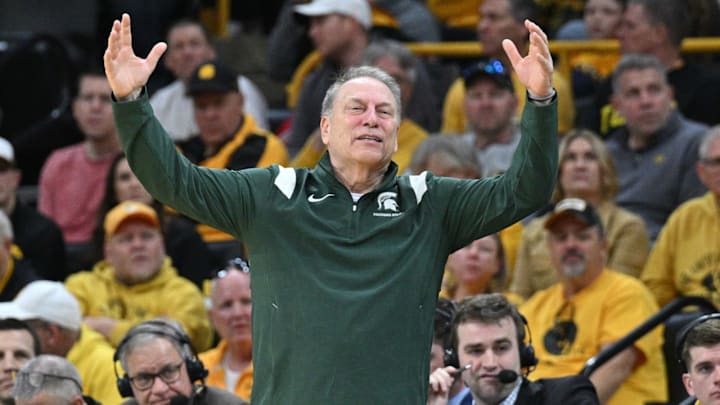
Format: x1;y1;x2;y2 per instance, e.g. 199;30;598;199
65;201;212;352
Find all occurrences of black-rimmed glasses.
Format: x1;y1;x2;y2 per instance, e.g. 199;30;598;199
128;361;184;391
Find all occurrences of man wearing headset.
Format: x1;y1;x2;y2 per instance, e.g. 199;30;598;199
428;293;598;405
678;314;720;405
114;319;246;405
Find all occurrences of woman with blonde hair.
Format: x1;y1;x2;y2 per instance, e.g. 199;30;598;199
510;128;649;299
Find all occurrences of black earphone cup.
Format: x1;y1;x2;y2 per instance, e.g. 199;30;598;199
444;347;460;368
117;375;133;398
520;343;538;368
187;358;209;381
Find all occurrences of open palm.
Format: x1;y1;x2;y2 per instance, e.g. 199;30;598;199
502;19;554;98
103;13;166;98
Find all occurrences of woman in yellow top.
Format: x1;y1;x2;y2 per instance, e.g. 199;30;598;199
510;128;650;299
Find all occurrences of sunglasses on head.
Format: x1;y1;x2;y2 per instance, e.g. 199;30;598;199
462;58;507;78
211;257;250;279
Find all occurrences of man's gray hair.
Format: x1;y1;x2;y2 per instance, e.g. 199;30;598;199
611;53;667;94
321;66;402;123
116;319;193;372
361;40;418;85
12;355;82;402
699;125;720;161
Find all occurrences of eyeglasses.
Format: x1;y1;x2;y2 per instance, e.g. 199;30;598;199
701;157;720;168
211;257;250;279
15;370;83;392
128;361;184;391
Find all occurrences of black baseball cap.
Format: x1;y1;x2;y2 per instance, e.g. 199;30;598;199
186;60;239;96
462;58;513;91
544;198;603;234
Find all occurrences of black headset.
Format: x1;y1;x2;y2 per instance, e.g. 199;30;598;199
442;308;538;371
675;312;720;370
113;320;208;398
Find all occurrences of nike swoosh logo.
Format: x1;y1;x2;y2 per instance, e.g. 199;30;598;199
308;193;335;203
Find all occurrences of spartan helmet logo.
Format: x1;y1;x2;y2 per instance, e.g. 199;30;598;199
377;192;399;212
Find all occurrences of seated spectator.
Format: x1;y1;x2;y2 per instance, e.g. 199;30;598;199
38;69;121;273
441;233;507;302
454;58;521;177
586;0;720;134
428;297;470;404
568;0;625;126
0;137;66;281
606;54;707;241
0;318;39;404
677;314;720;405
0;209;39;301
0;280;123;404
520;198;666;405
291;39;428;174
65;201;212;351
114;319;247;404
428;293;600;404
176;60;288;258
282;0;373;156
441;0;575;136
641;126;720;307
12;354;93;405
408;135;523;283
80;153;216;288
511;129;649;299
150;19;269;141
200;258;253;401
283;0;442;152
408;135;482;180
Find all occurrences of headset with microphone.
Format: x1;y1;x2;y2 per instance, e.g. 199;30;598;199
113;320;209;398
442;305;538;381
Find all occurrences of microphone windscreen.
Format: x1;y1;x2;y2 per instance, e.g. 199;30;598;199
169;394;191;405
497;369;519;384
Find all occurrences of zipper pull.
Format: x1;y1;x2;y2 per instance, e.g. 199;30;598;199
353;204;357;212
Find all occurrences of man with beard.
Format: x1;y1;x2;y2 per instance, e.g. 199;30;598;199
65;201;211;352
520;198;666;405
427;293;598;405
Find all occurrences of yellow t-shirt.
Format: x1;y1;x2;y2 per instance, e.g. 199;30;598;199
520;270;667;405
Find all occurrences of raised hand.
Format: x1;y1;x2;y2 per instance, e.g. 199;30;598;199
502;19;554;98
103;13;167;99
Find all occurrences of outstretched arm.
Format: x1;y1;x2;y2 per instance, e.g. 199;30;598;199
502;19;554;98
103;13;167;99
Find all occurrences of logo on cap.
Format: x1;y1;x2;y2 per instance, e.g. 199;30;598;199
198;64;216;80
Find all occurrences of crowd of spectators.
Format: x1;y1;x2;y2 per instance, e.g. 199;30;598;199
1;0;720;403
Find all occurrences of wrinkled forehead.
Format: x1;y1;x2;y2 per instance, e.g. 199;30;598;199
337;77;396;104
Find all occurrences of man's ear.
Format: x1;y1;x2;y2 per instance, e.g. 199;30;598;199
320;116;331;146
682;372;695;396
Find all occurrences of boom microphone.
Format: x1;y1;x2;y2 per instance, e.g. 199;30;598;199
497;370;519;384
